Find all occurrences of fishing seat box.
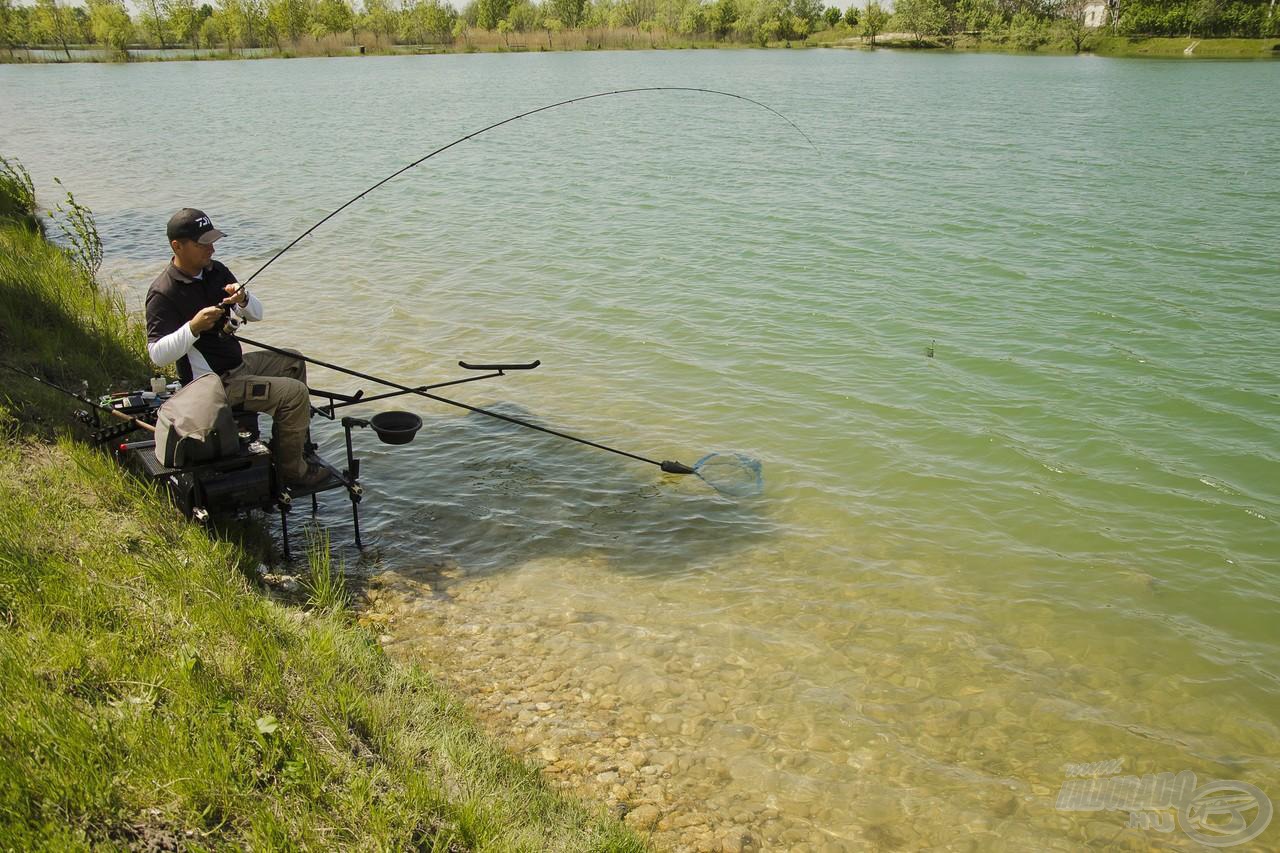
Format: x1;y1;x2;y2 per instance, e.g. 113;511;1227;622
134;376;275;517
129;441;275;518
153;374;240;467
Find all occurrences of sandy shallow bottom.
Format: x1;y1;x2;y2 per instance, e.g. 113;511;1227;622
359;551;1267;852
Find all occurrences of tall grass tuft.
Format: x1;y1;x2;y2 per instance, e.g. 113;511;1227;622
303;526;349;611
51;176;104;286
0;155;36;224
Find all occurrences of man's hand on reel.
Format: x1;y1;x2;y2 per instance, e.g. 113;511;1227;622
189;305;226;335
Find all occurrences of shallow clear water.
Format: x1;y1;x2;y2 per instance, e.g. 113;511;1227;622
2;50;1278;849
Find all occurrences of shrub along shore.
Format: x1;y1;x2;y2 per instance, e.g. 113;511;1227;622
5;34;1278;62
2;0;1277;64
0;159;647;849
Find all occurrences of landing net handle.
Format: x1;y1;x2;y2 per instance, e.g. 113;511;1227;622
235;335;690;473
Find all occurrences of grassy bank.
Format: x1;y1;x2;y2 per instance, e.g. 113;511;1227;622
7;31;1279;63
1089;34;1280;56
2;37;753;64
0;162;646;850
817;31;1280;56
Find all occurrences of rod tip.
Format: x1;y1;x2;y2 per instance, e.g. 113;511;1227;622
660;460;695;475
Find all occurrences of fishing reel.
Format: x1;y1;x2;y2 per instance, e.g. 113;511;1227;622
219;303;244;336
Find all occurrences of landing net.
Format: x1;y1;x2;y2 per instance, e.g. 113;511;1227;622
692;452;764;498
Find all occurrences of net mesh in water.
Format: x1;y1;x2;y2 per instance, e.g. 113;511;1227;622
692;452;764;497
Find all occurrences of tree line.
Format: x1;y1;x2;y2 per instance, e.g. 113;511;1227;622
1;0;1275;61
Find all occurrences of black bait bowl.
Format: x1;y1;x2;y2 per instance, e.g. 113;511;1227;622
369;411;422;445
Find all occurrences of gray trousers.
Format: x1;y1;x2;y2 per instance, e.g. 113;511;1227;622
222;349;310;479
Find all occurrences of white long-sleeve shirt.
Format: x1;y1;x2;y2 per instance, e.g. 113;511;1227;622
147;288;263;381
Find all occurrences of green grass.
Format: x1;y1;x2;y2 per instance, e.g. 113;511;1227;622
0;160;648;850
0;437;647;850
0;200;151;437
817;31;1280;57
1090;35;1280;57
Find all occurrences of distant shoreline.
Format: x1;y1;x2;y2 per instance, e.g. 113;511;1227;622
848;33;1280;58
4;34;1279;65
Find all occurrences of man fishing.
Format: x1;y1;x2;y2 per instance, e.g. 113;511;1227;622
144;208;328;488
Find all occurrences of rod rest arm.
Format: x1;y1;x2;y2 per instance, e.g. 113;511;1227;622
458;360;540;372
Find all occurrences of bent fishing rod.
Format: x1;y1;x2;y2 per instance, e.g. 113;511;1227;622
222;86;815;304
235;335;696;475
218;89;802;483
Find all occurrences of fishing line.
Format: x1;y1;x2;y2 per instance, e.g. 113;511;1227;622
222;88;800;496
230;86;816;293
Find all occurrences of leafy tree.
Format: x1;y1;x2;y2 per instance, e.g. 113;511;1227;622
542;13;562;43
507;0;541;30
245;0;269;45
422;0;456;40
311;0;353;38
955;0;999;30
678;0;708;32
87;0;132;55
793;0;825;27
72;4;90;39
613;0;657;27
401;0;445;41
141;0;170;46
398;0;420;39
164;0;202;46
823;5;843;25
894;0;948;39
843;3;859;23
34;0;75;58
0;0;19;56
219;0;267;46
362;0;396;42
737;0;787;41
754;13;779;40
655;0;685;31
137;10;168;46
1054;0;1088;47
1188;0;1222;31
1008;7;1047;44
216;0;240;44
11;5;37;48
551;0;587;25
584;0;614;35
475;0;511;29
860;0;888;39
266;0;308;44
451;15;471;45
710;0;737;35
200;9;226;47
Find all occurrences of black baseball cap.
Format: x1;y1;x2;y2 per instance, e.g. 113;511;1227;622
166;208;226;244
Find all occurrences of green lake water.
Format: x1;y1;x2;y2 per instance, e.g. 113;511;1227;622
2;50;1277;849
